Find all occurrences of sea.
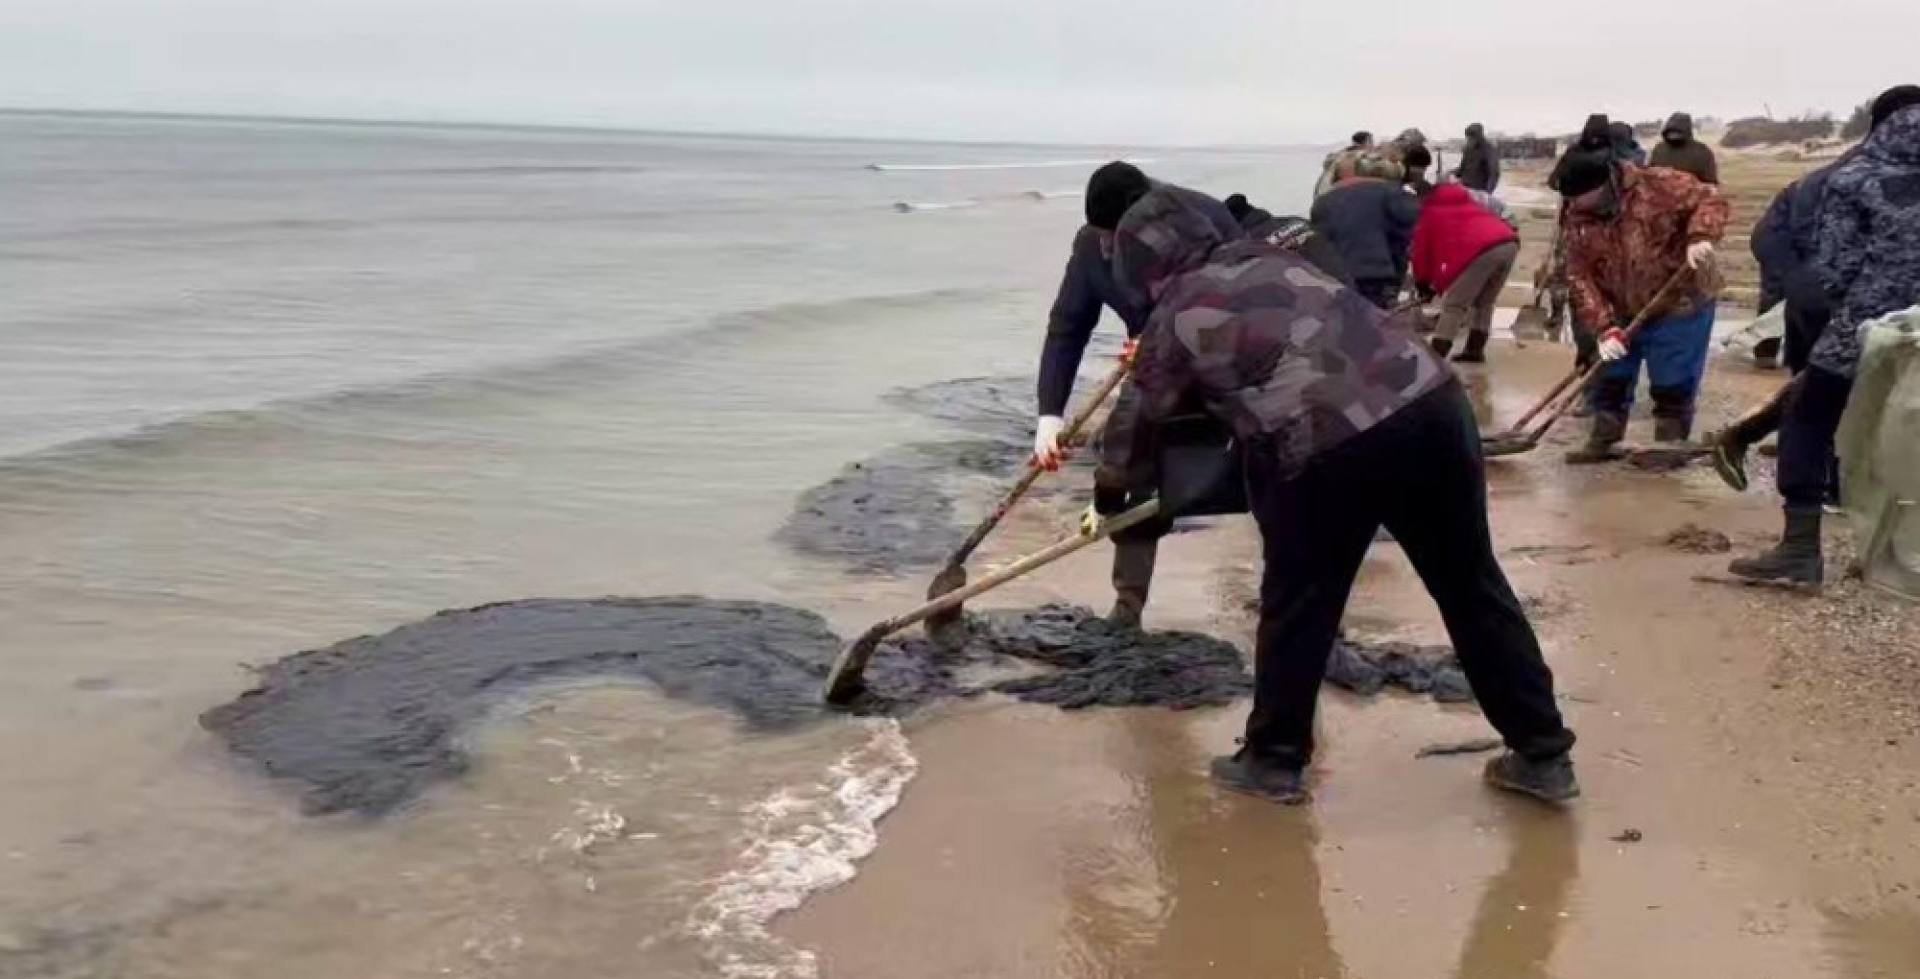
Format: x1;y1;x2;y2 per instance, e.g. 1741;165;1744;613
0;111;1321;978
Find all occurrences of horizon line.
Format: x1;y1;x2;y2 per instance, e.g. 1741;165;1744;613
0;104;1333;153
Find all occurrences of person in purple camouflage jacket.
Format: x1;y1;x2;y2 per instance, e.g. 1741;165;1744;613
1105;183;1579;806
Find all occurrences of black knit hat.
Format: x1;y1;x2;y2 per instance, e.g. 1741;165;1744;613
1558;151;1613;198
1222;193;1252;221
1872;85;1920;130
1085;161;1151;230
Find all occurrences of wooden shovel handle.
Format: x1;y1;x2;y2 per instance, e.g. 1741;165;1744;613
939;355;1132;571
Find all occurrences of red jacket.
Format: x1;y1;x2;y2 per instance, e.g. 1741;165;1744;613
1410;184;1519;294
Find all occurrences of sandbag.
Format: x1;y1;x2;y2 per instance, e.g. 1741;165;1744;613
1836;305;1920;599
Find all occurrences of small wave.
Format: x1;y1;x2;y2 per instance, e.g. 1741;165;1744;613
0;287;1002;475
867;158;1153;172
1021;189;1082;201
891;199;979;213
689;721;917;979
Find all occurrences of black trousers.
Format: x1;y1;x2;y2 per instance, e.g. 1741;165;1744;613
1777;365;1853;510
1243;382;1575;769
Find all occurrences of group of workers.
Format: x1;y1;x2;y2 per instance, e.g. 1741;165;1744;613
1022;84;1920;808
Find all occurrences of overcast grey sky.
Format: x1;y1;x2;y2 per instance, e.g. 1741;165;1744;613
2;0;1915;144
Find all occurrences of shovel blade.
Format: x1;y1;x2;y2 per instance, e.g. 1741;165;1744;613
923;564;968;630
1511;304;1551;341
822;625;889;707
1480;432;1539;458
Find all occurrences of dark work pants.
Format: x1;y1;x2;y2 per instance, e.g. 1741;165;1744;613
1777;366;1854;510
1355;277;1402;311
1243;382;1576;769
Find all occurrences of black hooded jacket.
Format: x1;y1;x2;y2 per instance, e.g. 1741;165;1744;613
1649;113;1719;184
1550;115;1615;191
1456;124;1501;192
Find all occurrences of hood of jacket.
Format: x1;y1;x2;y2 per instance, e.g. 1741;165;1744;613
1112;185;1245;309
1864;104;1920;165
1579;114;1612;150
1465;123;1486;142
1663;112;1696;142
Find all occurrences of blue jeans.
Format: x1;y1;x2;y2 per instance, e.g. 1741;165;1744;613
1591;304;1716;423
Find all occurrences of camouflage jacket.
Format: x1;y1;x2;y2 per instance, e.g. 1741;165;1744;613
1115;185;1451;478
1564;164;1729;331
1811;105;1920;377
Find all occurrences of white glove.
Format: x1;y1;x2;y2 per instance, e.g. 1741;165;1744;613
1032;415;1067;470
1597;328;1629;362
1686;241;1716;270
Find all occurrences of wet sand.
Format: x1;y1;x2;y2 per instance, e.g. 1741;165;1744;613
783;341;1920;977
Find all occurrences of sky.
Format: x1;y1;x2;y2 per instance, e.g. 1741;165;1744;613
2;0;1916;145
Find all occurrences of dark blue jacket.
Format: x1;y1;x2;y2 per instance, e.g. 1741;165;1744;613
1036;224;1148;416
1308;179;1422;284
1751;151;1852;314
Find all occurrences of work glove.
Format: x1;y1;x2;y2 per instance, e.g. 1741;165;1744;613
1685;241;1716;270
1079;486;1130;536
1597;327;1630;362
1032;415;1068;471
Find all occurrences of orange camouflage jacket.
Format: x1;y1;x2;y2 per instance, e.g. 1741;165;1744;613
1564;165;1730;330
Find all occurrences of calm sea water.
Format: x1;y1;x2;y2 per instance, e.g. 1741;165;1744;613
0;112;1317;978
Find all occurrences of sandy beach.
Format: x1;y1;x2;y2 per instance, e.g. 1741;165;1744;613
779;151;1920;977
782;340;1920;977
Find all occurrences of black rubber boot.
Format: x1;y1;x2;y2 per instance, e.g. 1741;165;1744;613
1483;752;1581;804
1210;750;1309;805
1711;423;1760;492
1564;411;1628;465
1728;508;1825;587
1107;539;1157;631
1452;329;1489;364
1650;385;1695;444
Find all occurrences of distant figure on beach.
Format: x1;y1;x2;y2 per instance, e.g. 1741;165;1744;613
1727;87;1920;588
1314;131;1375;199
1030;162;1168;628
1456;123;1502;193
1103;182;1579;806
1310;156;1422;309
1412;183;1520;364
1556;153;1729;463
1649;112;1719;185
1549;114;1615;192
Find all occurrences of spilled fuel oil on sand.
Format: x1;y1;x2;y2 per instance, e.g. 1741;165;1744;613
200;601;1250;817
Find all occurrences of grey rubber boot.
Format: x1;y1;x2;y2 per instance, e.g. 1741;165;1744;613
1108;539;1158;630
1727;508;1824;586
1564;411;1628;465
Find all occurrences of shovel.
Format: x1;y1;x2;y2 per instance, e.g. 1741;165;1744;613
1481;267;1693;458
823;500;1162;706
922;356;1131;632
